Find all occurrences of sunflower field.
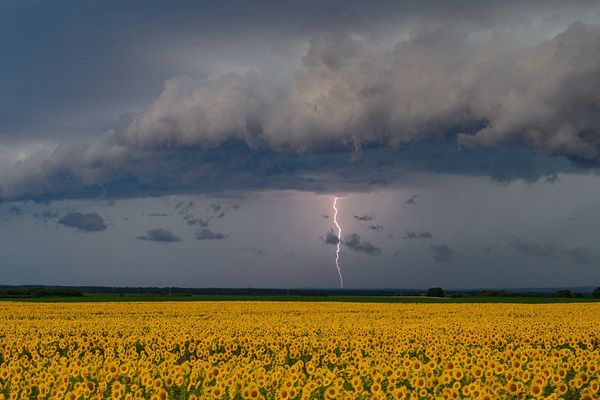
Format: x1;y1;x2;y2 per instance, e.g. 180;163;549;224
0;301;599;399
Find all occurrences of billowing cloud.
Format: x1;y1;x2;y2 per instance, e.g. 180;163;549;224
343;233;382;256
509;238;598;266
428;244;456;262
404;230;433;239
114;22;600;160
194;228;228;240
58;212;107;233
1;17;599;201
137;228;182;243
458;22;600;159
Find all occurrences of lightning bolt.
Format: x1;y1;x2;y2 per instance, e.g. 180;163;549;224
333;197;344;288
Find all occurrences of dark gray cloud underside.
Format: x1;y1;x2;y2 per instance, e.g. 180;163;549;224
0;140;575;203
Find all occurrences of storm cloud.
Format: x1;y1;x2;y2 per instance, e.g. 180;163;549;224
194;228;229;241
115;21;600;160
343;233;382;256
321;229;340;246
1;13;600;201
137;228;182;243
58;212;107;233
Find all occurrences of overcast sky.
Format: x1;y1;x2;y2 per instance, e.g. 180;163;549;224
2;0;600;288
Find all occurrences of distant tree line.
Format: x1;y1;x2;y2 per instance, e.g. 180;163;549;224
0;285;599;299
428;287;600;298
426;287;446;297
70;287;420;297
0;287;82;298
556;289;600;298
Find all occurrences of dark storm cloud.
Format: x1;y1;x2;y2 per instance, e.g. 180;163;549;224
321;229;340;246
58;212;107;233
1;2;600;201
137;228;182;243
148;212;168;217
343;233;382;256
428;244;456;262
354;214;374;221
112;21;600;158
509;238;599;266
404;231;433;239
368;225;383;231
194;228;228;241
0;140;576;202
